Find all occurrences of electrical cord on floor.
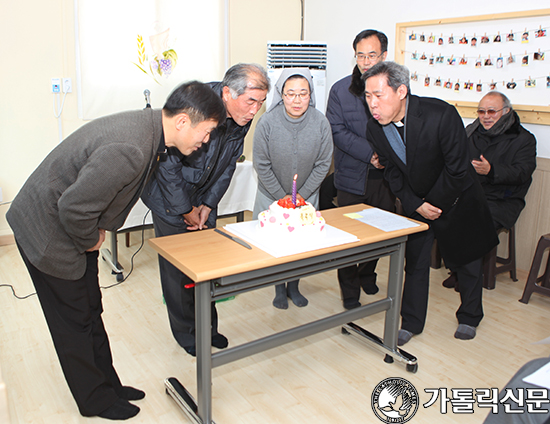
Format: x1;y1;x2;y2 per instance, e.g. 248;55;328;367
100;210;151;289
0;284;36;300
1;210;152;299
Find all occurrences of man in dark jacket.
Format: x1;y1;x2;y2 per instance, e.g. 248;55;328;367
443;91;537;289
6;81;225;420
142;63;270;356
363;62;498;345
325;29;396;309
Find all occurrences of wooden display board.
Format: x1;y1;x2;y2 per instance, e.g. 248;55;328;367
396;9;550;125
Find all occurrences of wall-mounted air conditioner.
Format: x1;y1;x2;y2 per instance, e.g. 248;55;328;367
266;41;328;113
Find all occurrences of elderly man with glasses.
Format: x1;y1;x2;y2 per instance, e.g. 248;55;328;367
442;91;537;290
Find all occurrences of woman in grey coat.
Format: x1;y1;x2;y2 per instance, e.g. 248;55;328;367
253;68;333;309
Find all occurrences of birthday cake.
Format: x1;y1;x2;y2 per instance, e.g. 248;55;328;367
257;197;326;237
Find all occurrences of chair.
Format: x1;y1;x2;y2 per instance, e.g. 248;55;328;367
483;225;517;290
432;226;518;289
519;233;550;304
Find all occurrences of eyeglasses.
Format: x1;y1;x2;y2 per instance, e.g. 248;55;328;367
476;108;505;116
355;52;384;62
283;92;310;100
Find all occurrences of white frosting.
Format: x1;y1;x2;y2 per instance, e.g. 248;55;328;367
257;201;326;238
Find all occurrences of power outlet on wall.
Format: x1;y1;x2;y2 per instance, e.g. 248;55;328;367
62;78;72;93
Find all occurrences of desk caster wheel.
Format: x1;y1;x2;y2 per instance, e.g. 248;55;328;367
406;363;418;373
384;354;394;364
341;327;350;335
115;273;124;282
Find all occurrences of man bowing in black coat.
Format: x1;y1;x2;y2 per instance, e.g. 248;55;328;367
362;62;498;346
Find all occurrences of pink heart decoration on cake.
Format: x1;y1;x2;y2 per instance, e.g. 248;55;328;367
320;225;325;231
288;226;295;232
283;213;290;219
260;221;264;227
269;216;276;223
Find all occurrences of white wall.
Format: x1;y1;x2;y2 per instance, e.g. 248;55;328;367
2;0;548;238
0;0;300;238
304;0;550;158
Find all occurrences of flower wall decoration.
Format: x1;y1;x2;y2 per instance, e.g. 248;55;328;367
133;28;178;84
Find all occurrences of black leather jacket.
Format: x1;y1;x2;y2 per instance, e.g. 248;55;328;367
141;82;251;226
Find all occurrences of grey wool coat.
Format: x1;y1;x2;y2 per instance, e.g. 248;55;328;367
7;108;163;280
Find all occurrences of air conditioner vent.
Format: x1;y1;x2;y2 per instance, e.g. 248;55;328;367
267;42;327;69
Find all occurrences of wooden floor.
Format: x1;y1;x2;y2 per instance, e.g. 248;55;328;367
1;218;550;424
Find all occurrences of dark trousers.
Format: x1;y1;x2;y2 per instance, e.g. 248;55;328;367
152;212;219;349
336;177;396;302
401;228;484;334
319;173;337;210
17;244;121;416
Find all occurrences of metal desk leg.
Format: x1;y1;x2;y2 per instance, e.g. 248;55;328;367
342;240;418;372
384;240;405;349
100;231;124;281
196;281;213;423
164;281;215;424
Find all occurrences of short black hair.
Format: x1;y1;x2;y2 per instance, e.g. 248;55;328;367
163;81;226;125
353;29;388;53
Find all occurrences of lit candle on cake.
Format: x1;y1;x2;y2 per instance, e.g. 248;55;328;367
292;174;297;205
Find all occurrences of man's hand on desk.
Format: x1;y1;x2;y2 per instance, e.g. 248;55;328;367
416;202;442;221
183;205;211;230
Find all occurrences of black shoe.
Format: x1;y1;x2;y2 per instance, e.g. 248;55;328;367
98;398;140;420
183;334;228;357
343;299;361;310
442;272;458;289
183;345;196;357
118;386;145;401
361;283;379;295
212;333;229;349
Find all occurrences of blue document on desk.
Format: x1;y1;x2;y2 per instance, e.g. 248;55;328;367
224;221;359;258
350;208;420;232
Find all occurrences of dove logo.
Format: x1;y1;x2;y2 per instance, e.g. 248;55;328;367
371;377;419;423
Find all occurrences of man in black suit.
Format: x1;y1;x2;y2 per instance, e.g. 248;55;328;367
362;62;498;346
